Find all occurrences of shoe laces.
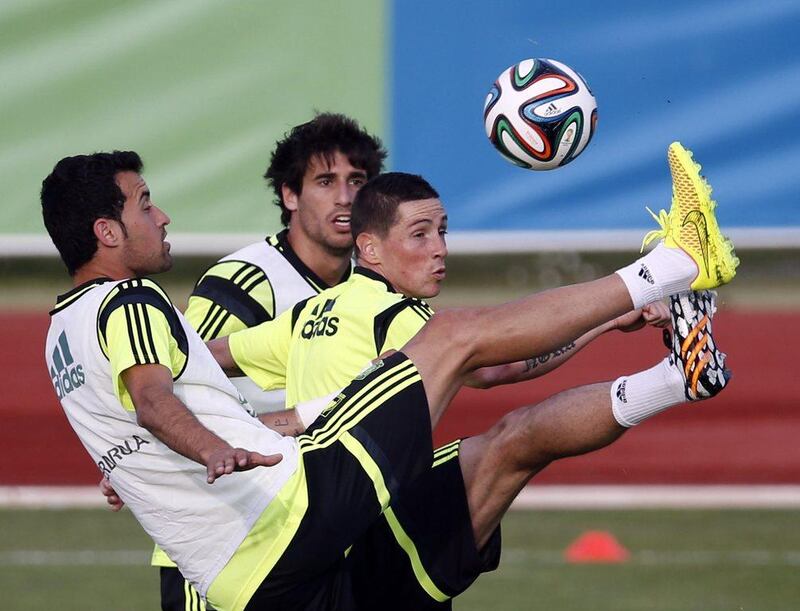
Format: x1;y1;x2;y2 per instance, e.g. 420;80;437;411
640;207;670;252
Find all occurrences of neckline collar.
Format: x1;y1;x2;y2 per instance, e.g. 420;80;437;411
353;266;396;293
51;277;113;315
56;277;113;304
272;229;352;292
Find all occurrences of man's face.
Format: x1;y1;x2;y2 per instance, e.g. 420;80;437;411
116;171;172;275
284;151;368;255
374;198;448;299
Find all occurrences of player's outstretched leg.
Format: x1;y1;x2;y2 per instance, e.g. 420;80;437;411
404;142;738;426
457;288;730;548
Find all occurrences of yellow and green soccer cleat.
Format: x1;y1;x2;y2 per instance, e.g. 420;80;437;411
641;142;740;290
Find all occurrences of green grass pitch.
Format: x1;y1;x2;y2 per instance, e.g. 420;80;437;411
2;508;799;610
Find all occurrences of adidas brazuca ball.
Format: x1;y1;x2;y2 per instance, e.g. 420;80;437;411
483;58;597;170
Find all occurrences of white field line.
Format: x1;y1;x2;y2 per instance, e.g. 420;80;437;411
4;227;799;257
0;486;107;508
0;550;150;567
512;485;800;509
4;485;800;510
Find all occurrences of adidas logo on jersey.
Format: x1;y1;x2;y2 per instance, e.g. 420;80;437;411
301;298;340;339
49;331;85;399
638;264;655;285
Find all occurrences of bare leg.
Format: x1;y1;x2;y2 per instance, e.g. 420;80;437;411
403;274;633;426
457;382;623;548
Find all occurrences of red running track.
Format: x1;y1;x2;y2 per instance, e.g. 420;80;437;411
2;309;798;485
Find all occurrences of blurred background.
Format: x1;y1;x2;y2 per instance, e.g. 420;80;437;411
1;1;799;609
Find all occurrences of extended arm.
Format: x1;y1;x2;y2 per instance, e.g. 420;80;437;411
207;337;244;377
257;409;305;437
123;363;281;482
465;302;670;389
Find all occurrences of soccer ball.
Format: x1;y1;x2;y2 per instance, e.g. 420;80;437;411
483;58;597;170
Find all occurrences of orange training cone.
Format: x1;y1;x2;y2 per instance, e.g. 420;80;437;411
564;530;630;563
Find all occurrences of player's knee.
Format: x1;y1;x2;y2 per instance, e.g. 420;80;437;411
486;408;553;473
424;309;481;355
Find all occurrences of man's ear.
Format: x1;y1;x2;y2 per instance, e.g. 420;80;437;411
93;218;123;248
282;184;299;212
356;232;380;265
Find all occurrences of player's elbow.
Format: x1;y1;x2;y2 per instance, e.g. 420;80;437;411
465;367;496;389
206;338;240;376
428;308;484;359
131;387;169;433
134;398;159;431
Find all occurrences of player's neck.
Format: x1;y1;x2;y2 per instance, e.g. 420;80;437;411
286;231;351;287
72;258;136;286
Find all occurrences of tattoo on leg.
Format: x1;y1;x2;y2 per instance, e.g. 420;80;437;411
525;341;577;371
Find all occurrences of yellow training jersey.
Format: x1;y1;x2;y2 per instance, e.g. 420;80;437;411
45;277;298;596
153;230;350;570
184;230;351;413
229;267;433;407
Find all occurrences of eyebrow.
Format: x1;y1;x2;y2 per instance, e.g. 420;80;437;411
408;214;448;226
312;170;368;180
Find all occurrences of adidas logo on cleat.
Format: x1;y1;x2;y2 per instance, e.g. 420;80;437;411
638;264;655;285
669;290;730;401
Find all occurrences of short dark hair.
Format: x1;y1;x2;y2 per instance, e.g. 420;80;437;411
264;113;386;226
41;151;143;275
350;172;439;250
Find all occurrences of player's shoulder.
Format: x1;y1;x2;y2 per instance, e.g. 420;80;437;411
98;277;178;325
219;238;273;265
103;277;174;305
377;296;434;326
200;235;300;294
371;298;433;354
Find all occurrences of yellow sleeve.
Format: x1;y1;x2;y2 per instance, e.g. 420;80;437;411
184;260;275;339
228;307;294;391
380;299;433;353
98;279;188;411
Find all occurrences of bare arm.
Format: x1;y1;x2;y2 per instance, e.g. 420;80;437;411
206;337;243;377
465;302;671;389
258;409;305;437
122;364;281;482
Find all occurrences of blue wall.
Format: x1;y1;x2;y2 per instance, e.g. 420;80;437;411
391;0;800;230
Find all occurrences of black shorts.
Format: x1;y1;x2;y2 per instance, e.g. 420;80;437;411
243;351;434;611
161;566;212;611
347;440;502;610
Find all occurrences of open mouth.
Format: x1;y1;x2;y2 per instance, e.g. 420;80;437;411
333;215;351;229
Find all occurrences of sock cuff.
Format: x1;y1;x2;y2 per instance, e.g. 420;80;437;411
610;358;686;427
610;376;636;427
615;265;661;310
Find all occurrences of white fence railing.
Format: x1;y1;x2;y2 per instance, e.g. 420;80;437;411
3;227;800;258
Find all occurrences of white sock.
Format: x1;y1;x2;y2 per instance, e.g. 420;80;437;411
615;243;698;309
610;357;686;427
